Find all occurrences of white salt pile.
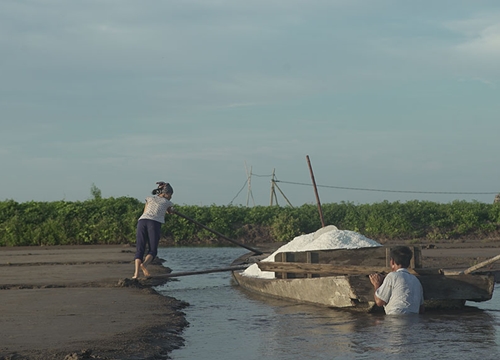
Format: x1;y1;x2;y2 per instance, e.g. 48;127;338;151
242;225;381;279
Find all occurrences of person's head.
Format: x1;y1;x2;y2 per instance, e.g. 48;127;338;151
161;183;173;195
390;246;413;268
160;184;173;200
152;182;173;199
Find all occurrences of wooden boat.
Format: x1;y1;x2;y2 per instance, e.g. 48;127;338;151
232;246;496;312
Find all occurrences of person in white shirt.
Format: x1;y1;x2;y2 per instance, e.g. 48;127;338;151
369;246;424;315
132;182;174;279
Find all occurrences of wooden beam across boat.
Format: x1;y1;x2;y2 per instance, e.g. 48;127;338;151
257;261;443;276
258;261;391;275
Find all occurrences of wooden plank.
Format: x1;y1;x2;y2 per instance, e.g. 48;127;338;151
259;261;391;275
273;246;422;268
306;252;312;278
280;252;287;279
419;274;495;301
414;247;422;268
348;275;376;303
317;247;386;265
258;261;445;276
275;247;388;266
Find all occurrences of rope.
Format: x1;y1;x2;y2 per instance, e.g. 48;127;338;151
251;172;274;177
274;180;498;195
228;179;248;205
229;172;498;205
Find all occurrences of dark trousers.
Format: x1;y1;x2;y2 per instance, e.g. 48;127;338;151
135;219;161;260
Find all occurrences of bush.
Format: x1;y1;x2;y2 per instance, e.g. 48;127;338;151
270;211;301;242
0;199;499;246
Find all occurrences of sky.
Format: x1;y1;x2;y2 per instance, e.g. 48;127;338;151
1;0;499;207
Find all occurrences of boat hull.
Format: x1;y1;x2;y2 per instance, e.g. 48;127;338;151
233;270;495;312
232;246;496;312
233;271;375;311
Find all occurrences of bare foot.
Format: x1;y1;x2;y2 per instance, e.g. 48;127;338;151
132;274;139;279
140;264;151;277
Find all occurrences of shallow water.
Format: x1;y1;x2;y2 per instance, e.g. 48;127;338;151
156;247;500;360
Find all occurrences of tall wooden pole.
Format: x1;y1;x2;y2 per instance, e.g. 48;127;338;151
245;162;255;207
306;155;325;228
270;168;276;206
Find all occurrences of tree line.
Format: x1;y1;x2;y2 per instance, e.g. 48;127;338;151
0;197;499;247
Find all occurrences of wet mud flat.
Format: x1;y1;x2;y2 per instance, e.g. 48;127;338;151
417;241;500;276
0;245;189;360
2;241;500;360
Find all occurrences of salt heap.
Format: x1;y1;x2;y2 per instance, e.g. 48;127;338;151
242;225;381;279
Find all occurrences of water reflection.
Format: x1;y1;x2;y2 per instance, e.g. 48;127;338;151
157;247;500;360
237;282;500;358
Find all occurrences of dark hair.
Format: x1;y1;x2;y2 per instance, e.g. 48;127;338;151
152;182;173;195
162;183;173;195
390;246;413;268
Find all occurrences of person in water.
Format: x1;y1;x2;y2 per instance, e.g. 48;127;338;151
369;246;424;315
133;181;174;279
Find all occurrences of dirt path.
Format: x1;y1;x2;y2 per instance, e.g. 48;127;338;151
0;245;188;360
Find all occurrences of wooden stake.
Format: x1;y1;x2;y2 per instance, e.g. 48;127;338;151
306;155;325;227
270;168;277;206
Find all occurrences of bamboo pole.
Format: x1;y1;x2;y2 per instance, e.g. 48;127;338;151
152;265;248;278
270;169;293;207
306;155;325;227
270;168;277;206
274;182;294;207
461;254;500;274
245;162;255;207
173;210;263;255
257;261;428;276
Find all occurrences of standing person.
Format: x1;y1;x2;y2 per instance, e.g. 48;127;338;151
132;182;175;279
369;246;425;315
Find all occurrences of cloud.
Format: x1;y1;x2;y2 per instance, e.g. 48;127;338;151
457;77;496;88
445;14;500;70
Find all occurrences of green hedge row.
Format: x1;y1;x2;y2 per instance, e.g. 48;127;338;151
0;198;499;246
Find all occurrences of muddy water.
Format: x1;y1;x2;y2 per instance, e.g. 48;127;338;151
156;247;500;360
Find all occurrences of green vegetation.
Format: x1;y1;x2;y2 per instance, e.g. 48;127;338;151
0;198;499;247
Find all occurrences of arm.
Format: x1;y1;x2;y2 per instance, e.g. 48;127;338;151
141;200;148;214
369;273;387;307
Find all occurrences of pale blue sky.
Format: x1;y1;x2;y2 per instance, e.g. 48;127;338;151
1;1;499;206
